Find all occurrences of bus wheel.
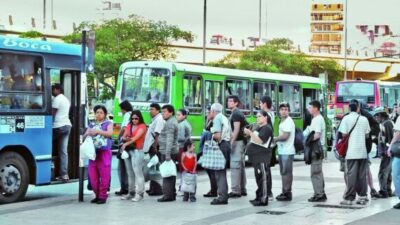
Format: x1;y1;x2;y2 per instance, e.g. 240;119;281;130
0;152;29;204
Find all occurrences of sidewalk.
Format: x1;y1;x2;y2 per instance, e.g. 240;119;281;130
0;153;398;225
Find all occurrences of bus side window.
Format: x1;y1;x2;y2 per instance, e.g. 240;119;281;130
253;81;276;115
279;83;301;118
0;53;44;111
204;80;222;110
183;75;202;114
225;79;251;116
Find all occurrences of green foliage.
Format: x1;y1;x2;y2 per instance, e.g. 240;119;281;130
19;31;44;39
64;15;194;100
210;38;342;91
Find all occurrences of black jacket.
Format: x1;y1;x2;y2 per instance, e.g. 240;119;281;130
304;131;323;165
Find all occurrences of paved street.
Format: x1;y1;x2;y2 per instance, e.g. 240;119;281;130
0;153;398;225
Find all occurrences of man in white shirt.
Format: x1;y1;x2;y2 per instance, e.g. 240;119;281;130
274;102;296;201
52;84;72;182
338;100;370;206
143;103;165;196
303;100;327;202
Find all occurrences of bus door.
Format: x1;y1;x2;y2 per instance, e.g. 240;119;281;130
302;88;318;129
50;69;82;180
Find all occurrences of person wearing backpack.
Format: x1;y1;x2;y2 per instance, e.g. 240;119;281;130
274;102;296;201
303;100;327;202
84;105;113;204
388;114;400;209
374;108;394;198
338;100;371;206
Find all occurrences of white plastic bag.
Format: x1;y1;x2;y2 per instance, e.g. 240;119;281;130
159;160;177;178
80;137;96;161
147;155;159;168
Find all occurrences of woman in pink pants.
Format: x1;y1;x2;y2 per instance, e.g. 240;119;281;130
85;105;113;204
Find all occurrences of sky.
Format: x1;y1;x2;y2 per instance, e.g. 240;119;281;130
1;0;400;54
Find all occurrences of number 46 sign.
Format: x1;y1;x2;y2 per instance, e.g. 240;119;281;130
15;118;25;132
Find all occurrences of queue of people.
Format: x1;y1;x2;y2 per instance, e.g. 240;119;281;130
76;95;400;210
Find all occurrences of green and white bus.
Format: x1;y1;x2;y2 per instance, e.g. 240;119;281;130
112;61;324;145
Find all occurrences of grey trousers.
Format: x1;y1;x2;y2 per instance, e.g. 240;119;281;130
344;159;368;201
311;159;325;197
230;140;247;194
212;140;230;201
160;154;178;200
378;155;393;194
278;155;294;194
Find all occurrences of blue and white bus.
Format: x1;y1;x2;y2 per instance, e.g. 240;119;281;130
0;35;88;203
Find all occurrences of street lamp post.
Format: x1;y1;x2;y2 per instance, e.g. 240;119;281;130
259;0;262;40
202;0;207;66
43;0;46;29
343;0;348;80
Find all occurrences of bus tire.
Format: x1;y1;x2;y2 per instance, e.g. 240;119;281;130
0;151;30;204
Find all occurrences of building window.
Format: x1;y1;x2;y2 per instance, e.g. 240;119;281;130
0;53;44;111
183;75;202;114
225;79;251;116
279;83;301;118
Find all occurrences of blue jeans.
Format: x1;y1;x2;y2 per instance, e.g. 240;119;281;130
392;157;400;199
278;155;294;194
53;125;71;177
124;150;145;196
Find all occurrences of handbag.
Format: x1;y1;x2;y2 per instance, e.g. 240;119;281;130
201;139;226;170
391;141;400;157
180;172;197;193
336;115;360;158
80;137;96;161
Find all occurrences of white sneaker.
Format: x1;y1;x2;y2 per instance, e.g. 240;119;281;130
121;194;134;200
340;200;354;205
132;195;143;202
356;196;369;205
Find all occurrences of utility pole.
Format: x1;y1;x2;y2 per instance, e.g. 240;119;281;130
259;0;262;40
344;0;348;80
202;0;207;65
43;0;46;29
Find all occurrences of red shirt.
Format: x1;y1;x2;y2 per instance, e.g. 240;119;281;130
124;123;147;150
182;153;196;173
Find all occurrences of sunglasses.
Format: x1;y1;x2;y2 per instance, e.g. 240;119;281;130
131;117;139;121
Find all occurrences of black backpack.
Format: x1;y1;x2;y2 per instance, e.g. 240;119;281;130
294;128;305;153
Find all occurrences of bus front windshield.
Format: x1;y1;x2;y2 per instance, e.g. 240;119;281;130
337;82;375;103
121;67;170;103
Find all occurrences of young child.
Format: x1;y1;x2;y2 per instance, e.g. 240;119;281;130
181;139;197;202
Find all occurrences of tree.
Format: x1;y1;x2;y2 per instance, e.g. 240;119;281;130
210;38;342;91
19;31;45;39
64;15;193;100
